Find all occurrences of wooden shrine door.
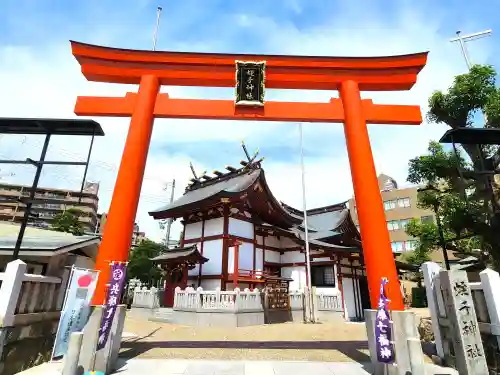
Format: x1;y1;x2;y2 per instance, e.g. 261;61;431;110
163;268;187;307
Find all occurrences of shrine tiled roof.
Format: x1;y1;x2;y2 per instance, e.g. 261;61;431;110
150;168;261;215
149;160;361;249
150;245;208;264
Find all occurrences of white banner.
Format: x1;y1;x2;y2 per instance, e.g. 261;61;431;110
52;267;99;359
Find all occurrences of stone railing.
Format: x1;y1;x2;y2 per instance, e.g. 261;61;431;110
132;286;162;309
0;259;70;375
174;287;262;312
317;292;343;312
289;291;303;310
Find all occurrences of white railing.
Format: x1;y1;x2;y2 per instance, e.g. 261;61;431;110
0;260;69;327
317;292;343;311
174;287;263;312
289;291;303;309
132;286;162;309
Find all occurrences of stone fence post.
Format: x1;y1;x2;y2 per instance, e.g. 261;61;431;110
479;268;500;348
0;259;27;327
421;261;445;359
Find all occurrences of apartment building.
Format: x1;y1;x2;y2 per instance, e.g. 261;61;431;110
95;212;146;247
348;174;435;253
0;182;100;232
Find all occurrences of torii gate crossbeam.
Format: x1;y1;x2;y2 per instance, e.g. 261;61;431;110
70;41;428;310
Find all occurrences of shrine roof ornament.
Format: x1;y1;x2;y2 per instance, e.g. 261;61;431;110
70;41;428;91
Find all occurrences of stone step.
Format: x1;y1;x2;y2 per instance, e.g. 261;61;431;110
149;309;173;323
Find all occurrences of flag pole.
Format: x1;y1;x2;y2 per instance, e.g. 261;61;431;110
299;123;315;322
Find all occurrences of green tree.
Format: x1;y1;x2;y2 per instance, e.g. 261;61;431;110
127;239;165;284
51;208;85;236
406;65;500;269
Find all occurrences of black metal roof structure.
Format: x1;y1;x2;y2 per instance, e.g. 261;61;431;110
440;127;500;145
0;118;104;136
0;118;105;260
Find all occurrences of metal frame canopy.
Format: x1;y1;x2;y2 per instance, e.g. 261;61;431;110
0;118;104;260
71;40;428;309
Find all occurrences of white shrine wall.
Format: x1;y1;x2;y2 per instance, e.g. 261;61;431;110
255;248;263;271
341;277;362;320
281;250;305;264
200;279;222;290
264;250;280;263
200;239;224;275
265;235;280;248
228;218;253;239
225;282;251;290
256;235;264;245
204;217;224;236
281;266;307;291
228;242;254;273
280;237;297;248
184;221;203;240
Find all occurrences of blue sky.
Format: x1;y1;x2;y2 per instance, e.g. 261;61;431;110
0;0;497;240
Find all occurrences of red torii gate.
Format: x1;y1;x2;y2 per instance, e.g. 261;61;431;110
70;41;427;309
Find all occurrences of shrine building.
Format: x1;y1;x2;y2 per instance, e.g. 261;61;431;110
149;159;370;320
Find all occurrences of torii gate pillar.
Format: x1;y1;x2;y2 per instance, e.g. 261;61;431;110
71;41;428;310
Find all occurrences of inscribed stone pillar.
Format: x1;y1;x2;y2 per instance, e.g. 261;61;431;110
439;270;488;374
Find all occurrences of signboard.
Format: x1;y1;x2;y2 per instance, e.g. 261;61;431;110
440;270;488;374
265;278;289;310
235;60;266;107
96;262;127;350
375;278;394;363
52;267;99;359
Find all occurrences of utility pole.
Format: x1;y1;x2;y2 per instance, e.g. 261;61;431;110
152;6;163;51
299;123;315;322
450;29;492;69
164;179;175;248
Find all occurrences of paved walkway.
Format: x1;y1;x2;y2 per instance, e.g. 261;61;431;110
116;359;459;375
14;358;458;375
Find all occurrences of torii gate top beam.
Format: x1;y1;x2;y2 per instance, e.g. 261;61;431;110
70;41;428;91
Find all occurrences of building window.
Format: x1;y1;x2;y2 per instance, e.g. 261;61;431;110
399;218;411;230
397;198;411;208
387;220;400;231
405;240;417;251
391;241;404;252
311;266;336;287
421;215;434;224
384;200;396;211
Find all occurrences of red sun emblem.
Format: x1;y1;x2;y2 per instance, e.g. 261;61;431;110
78;274;93;288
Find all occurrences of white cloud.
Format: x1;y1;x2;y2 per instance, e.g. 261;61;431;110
0;1;493;244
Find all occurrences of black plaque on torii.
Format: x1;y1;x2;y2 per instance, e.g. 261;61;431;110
235;61;266;107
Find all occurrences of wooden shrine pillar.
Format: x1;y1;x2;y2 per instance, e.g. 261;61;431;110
91;75;160;305
233;241;240;289
340;80;403;311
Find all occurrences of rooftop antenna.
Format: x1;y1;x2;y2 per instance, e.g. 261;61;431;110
152;6;163;51
450;29;492;69
450;29;492;124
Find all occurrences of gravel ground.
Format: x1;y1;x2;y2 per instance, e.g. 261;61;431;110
120;312;370;362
